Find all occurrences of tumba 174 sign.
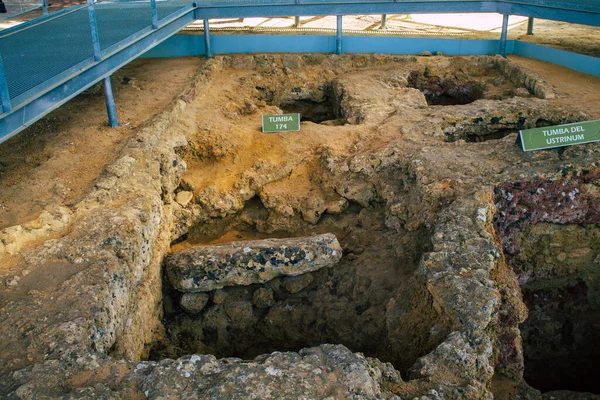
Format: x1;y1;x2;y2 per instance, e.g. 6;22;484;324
262;113;300;133
519;120;600;152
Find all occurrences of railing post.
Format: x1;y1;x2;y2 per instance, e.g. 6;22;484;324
527;17;534;35
203;19;211;58
336;15;343;55
87;0;102;61
294;0;300;28
499;14;509;57
42;0;48;15
0;52;12;113
150;0;158;29
380;14;387;30
103;76;119;127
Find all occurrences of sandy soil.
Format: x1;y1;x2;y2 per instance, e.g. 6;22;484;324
0;57;202;230
508;55;600;118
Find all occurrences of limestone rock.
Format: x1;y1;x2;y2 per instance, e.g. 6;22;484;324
166;233;342;292
0;206;73;255
175;191;193;207
212;289;227;304
252;287;275;308
282;54;301;69
105;155;136;178
180;292;209;313
224;301;254;329
239;99;258;115
282;273;314;293
130;344;401;399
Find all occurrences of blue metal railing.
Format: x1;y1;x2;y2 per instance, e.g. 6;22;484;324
0;0;195;143
0;0;598;140
0;0;192;114
0;53;11;113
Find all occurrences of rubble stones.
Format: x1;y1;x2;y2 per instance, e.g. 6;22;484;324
166;233;342;292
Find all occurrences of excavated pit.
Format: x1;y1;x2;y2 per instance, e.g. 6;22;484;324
4;53;597;398
494;176;600;394
407;58;529;106
278;83;340;124
144;54;593;393
257;79;351;125
151;196;446;376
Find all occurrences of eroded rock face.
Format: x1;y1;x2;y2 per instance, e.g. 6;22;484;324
492;172;600;394
494;173;600;255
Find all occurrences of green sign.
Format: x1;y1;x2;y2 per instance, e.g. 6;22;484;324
520;120;600;152
262;113;300;133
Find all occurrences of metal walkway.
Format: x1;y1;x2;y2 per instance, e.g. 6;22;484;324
0;0;599;144
0;0;195;143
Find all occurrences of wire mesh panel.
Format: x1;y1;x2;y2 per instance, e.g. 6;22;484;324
0;0;191;105
0;8;94;100
1;0;44;20
96;2;190;52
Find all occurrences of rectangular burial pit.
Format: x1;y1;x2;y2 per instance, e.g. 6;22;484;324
149;200;448;378
494;177;600;395
516;223;600;394
256;79;349;125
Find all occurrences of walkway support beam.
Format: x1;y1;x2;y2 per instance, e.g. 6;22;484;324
103;76;118;127
499;13;509;57
527;17;534;35
336;15;342;55
380;14;387;29
203;19;211;58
